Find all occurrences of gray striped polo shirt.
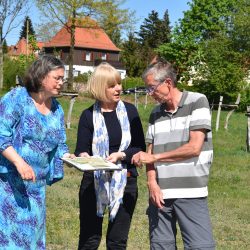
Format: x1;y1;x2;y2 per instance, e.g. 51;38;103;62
146;91;213;199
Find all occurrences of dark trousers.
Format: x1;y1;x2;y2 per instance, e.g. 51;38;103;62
78;173;138;250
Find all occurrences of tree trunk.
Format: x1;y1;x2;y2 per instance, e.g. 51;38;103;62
0;42;3;89
67;11;76;91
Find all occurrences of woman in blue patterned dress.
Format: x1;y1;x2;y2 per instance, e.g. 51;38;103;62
0;55;70;249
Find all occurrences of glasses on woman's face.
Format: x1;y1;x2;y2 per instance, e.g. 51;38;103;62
53;76;66;83
146;80;165;94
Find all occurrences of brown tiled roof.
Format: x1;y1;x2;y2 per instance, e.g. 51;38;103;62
44;20;120;52
8;38;27;56
8;37;44;56
37;41;45;50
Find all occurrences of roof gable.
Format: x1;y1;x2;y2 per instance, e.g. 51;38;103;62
8;37;44;56
44;20;120;52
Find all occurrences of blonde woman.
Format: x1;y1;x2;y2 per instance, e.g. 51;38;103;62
75;62;146;250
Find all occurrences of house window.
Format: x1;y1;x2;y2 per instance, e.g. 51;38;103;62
73;70;80;77
101;53;107;60
86;51;91;61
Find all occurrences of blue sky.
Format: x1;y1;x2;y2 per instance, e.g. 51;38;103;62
5;0;189;45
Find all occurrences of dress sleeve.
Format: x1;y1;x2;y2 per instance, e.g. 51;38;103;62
47;102;69;185
0;89;22;152
123;103;146;163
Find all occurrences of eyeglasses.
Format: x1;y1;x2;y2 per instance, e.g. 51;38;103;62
52;76;66;83
146;80;165;94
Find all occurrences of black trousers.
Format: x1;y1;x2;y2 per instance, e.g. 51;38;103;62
78;173;138;250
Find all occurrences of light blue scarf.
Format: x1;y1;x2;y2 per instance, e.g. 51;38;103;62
92;100;131;221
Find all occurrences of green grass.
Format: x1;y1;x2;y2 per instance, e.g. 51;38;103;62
2;90;248;249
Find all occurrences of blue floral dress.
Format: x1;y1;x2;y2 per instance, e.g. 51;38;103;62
0;87;68;249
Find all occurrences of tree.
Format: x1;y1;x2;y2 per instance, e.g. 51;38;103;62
157;0;246;99
36;0;134;90
135;10;171;68
121;32;145;77
35;19;61;42
0;0;29;89
98;1;135;47
2;39;8;54
157;0;237;75
156;0;249;103
230;0;250;70
19;16;36;40
137;10;171;48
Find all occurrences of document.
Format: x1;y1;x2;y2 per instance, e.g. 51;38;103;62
62;157;122;171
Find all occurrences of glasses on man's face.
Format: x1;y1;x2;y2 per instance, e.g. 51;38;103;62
146;80;165;94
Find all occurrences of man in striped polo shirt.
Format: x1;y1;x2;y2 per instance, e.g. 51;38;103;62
132;61;215;250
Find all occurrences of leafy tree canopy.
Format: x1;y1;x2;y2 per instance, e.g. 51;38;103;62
157;0;250;107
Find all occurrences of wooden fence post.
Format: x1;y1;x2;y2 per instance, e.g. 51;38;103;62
246;106;250;152
66;96;77;129
57;91;78;129
224;94;241;129
216;96;223;131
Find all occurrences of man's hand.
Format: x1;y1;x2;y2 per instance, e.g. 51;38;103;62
148;180;165;209
132;151;157;167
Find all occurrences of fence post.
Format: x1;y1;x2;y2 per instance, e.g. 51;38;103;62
134;87;138;109
144;94;148;109
216;96;223;131
246;106;250;152
224;94;241;130
66;96;77;129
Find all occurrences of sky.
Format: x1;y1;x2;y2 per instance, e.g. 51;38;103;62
5;0;190;46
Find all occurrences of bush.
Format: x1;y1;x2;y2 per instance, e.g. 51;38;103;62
238;86;250;112
3;55;35;90
73;72;91;83
122;77;144;90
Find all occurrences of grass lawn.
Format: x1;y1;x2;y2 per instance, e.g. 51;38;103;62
2;90;249;249
45;94;250;249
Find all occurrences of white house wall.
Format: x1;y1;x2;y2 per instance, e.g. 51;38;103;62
64;65;126;79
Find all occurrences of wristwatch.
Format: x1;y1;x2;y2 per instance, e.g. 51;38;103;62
121;151;126;161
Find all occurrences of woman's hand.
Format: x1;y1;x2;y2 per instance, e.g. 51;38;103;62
15;160;36;182
106;152;124;163
1;146;36;182
79;152;90;158
63;153;76;158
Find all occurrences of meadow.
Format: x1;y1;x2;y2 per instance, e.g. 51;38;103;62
44;94;249;249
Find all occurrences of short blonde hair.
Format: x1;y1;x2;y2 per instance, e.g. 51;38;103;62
87;62;121;102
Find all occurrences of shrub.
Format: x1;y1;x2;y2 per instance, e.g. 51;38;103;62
122;77;144;90
73;72;91;83
3;55;35;90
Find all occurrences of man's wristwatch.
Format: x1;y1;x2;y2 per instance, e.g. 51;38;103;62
121;151;126;161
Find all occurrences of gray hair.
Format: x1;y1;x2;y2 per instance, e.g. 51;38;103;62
24;55;64;93
142;61;177;86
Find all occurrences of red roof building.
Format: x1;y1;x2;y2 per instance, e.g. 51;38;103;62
8;37;44;58
43;18;125;78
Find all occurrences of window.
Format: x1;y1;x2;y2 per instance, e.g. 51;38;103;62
86;51;91;61
101;53;107;60
73;70;80;77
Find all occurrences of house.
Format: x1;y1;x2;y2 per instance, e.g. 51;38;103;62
43;18;126;79
8;37;44;58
